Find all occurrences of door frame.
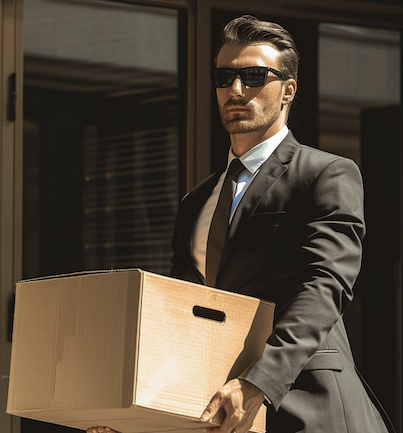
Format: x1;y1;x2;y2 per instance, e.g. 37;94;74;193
0;1;23;433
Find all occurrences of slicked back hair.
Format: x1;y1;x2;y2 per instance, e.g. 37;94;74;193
217;15;299;82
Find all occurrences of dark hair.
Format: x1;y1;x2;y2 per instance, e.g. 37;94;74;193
217;15;299;81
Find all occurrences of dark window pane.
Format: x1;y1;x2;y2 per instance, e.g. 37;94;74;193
23;1;182;281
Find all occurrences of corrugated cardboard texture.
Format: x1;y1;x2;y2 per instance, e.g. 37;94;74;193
7;269;274;433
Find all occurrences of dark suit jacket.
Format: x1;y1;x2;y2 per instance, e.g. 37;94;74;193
170;131;395;433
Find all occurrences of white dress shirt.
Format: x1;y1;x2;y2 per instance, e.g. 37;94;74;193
190;125;289;278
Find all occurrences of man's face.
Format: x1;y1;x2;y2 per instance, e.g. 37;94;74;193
216;43;294;137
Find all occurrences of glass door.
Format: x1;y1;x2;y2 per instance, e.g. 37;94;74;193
319;22;401;426
23;0;185;284
22;1;185;431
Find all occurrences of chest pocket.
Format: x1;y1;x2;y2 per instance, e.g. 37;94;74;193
303;350;343;371
238;211;292;251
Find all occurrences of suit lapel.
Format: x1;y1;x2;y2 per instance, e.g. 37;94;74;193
176;131;300;286
176;173;219;282
228;155;287;241
218;133;299;277
178;173;219;243
228;131;299;241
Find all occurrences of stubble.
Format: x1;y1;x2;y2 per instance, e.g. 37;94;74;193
219;101;282;135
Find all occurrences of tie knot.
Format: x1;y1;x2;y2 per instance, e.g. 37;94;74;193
227;158;244;178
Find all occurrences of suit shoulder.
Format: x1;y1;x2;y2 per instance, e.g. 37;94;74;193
286;143;363;196
278;132;359;173
296;144;361;174
298;143;353;163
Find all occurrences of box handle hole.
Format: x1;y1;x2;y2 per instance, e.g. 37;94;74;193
193;306;226;323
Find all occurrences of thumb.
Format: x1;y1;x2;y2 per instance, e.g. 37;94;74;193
199;394;225;422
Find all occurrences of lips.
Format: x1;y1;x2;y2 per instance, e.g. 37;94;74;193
225;104;250;113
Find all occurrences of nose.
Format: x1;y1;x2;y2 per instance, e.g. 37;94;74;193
229;75;245;98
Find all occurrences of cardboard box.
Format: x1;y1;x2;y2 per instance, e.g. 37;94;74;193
7;269;274;433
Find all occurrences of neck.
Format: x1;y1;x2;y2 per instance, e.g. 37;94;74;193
230;124;285;157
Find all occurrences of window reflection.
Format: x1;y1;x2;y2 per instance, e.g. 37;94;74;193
318;23;400;164
23;0;181;278
318;23;401;404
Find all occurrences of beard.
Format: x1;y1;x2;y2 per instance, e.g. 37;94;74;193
219;101;281;135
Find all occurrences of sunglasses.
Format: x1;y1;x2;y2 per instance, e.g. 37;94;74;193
210;66;286;88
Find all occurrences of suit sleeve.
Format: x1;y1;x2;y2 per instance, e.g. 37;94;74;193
239;157;365;410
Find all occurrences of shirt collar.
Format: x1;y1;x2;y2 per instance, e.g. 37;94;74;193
227;125;289;174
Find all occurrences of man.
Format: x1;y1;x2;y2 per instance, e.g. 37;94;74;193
171;15;395;433
88;15;395;433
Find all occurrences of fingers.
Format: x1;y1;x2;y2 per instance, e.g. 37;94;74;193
200;379;265;433
200;391;227;423
86;427;118;433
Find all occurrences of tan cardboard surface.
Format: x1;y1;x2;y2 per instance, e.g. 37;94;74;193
7;269;274;433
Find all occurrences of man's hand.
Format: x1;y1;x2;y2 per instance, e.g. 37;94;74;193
87;427;119;433
199;379;265;433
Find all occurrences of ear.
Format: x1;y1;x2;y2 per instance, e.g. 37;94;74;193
282;79;297;106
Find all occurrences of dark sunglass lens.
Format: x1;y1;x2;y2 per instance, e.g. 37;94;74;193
214;69;236;88
243;68;267;87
